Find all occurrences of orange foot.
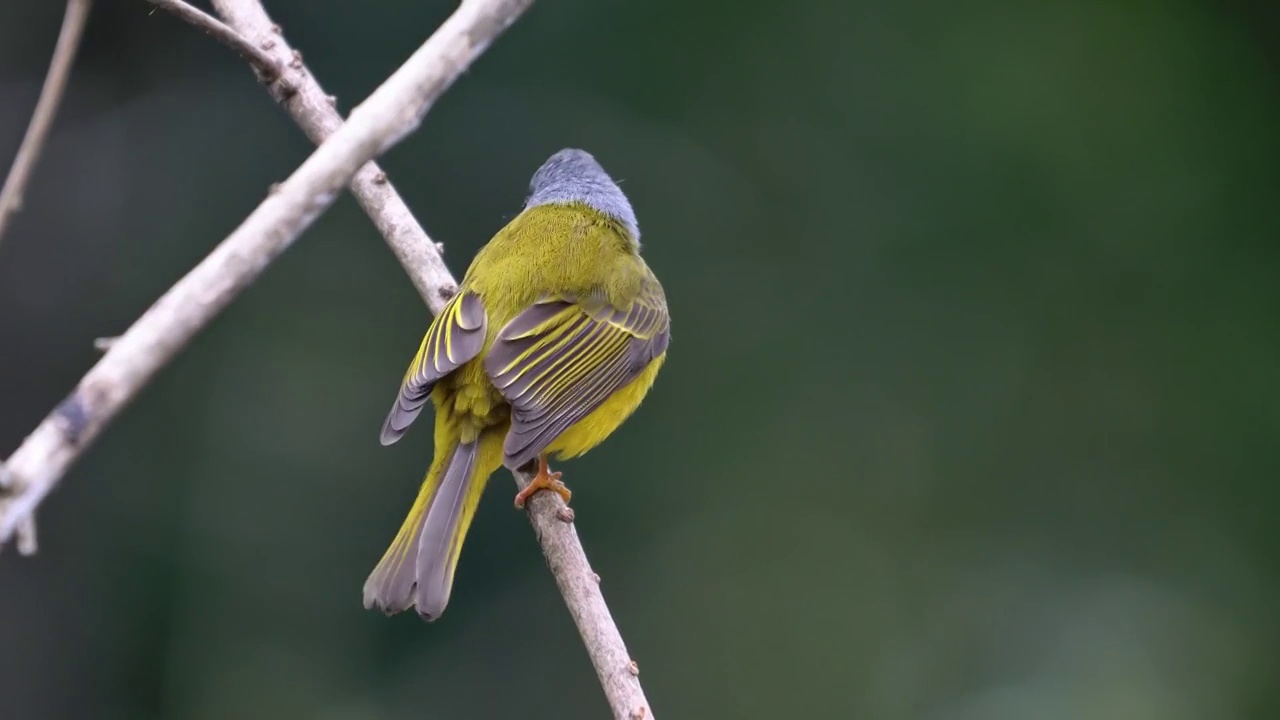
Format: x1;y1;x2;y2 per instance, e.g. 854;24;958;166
514;455;572;509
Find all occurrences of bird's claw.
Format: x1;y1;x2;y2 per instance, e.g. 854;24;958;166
514;457;572;509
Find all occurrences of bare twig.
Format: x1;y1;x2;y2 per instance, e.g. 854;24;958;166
207;2;653;716
0;0;93;248
0;0;532;550
144;0;281;83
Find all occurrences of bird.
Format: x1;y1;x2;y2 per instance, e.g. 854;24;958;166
362;148;670;621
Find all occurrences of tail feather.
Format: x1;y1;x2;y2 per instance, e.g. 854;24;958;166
363;437;490;620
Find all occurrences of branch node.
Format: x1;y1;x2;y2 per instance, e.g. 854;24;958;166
52;392;91;446
259;38;276;50
630;706;648;720
276;77;298;99
372;171;388;185
592;571;601;583
435;241;445;255
93;336;119;351
556;506;575;523
627;660;640;676
268;181;282;194
288;49;304;69
325;94;337;107
270;22;282;34
438;284;458;302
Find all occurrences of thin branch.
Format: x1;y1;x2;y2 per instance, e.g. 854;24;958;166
144;0;281;84
0;0;532;549
206;2;654;717
0;0;93;248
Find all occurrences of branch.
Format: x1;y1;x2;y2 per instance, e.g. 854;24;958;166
0;0;93;248
205;3;654;717
0;0;531;547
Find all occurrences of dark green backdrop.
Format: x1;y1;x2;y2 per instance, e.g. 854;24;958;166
2;1;1277;718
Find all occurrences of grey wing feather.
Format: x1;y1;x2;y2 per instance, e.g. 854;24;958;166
484;285;669;469
380;292;487;445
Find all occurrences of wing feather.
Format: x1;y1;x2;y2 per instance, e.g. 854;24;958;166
484;281;669;469
379;292;487;445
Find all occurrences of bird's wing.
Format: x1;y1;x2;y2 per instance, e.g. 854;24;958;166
379;291;488;445
484;282;669;469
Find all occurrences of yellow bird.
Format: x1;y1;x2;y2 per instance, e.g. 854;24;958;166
363;148;670;620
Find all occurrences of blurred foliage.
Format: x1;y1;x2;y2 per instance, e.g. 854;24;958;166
2;0;1278;718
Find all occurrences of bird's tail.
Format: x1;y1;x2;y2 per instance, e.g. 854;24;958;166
363;433;497;620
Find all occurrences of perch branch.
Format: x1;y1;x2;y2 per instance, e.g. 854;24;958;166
0;0;531;550
205;2;653;717
0;0;93;248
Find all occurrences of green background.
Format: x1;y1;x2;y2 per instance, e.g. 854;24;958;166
2;1;1277;718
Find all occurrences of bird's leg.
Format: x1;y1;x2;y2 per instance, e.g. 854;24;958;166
514;455;572;509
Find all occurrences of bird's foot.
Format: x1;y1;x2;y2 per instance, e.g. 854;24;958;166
514;456;572;509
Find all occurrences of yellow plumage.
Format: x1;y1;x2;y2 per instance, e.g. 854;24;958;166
363;149;669;620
